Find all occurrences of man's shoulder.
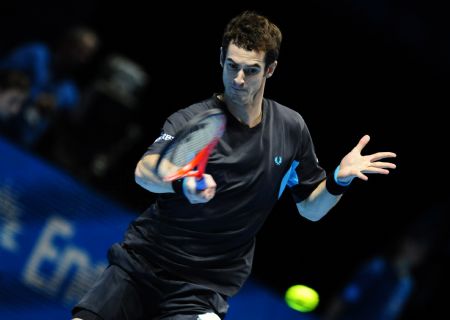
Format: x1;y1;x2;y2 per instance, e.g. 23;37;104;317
167;95;220;122
13;42;50;57
1;42;51;67
187;95;221;112
265;98;305;125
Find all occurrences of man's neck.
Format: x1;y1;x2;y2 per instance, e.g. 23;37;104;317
222;94;263;128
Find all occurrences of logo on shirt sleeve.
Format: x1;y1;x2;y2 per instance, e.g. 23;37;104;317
154;133;174;143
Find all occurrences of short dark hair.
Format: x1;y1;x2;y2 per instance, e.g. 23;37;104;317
221;11;282;69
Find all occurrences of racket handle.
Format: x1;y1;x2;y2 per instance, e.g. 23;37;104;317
196;177;206;191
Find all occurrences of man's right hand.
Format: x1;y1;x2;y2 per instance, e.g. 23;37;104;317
183;174;217;204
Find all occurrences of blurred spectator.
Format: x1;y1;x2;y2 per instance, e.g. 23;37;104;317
42;54;149;184
0;69;30;138
321;203;449;320
0;25;99;147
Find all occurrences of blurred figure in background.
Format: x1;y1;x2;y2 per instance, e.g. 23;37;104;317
0;69;30;138
322;203;449;320
42;54;149;188
0;25;99;147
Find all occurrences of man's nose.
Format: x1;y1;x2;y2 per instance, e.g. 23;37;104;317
233;69;245;86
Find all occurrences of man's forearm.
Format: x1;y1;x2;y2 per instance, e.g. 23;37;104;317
134;154;174;193
296;179;341;221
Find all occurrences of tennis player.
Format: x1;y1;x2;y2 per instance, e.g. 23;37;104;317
72;10;396;320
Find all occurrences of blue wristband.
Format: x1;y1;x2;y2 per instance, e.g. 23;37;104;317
334;165;352;186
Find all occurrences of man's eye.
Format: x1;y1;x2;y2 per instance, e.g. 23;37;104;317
245;68;259;75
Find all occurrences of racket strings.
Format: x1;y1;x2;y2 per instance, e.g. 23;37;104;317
165;116;223;170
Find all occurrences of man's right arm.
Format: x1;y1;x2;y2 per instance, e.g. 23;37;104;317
135;153;174;193
135;152;217;203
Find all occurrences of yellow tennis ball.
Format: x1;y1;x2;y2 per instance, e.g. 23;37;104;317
285;284;319;312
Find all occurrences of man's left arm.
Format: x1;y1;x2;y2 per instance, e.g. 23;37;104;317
297;135;396;221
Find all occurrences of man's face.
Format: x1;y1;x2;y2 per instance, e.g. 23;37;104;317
63;33;98;67
222;42;267;105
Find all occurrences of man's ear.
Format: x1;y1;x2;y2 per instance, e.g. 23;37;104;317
219;47;224;67
265;61;278;78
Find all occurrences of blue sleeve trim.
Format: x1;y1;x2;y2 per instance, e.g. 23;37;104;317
278;161;299;199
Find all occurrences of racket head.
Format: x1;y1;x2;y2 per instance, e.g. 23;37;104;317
154;108;226;182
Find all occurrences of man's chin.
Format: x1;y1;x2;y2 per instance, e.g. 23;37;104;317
230;90;248;100
231;95;249;104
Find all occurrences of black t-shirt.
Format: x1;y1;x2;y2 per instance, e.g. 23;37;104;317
122;94;326;296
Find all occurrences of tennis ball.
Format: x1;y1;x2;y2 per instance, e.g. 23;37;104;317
285;284;319;312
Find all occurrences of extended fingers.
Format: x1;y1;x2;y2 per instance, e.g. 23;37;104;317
354;135;371;152
365;167;390;175
369;161;397;169
369;152;397;161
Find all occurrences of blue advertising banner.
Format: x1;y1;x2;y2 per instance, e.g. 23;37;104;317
0;137;313;320
0;137;136;319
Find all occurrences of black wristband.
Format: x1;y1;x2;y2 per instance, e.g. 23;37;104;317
326;174;350;196
171;178;185;196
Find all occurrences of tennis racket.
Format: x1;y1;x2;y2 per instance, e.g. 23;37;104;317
154;108;226;191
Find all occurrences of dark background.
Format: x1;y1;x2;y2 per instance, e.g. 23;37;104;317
1;0;449;316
